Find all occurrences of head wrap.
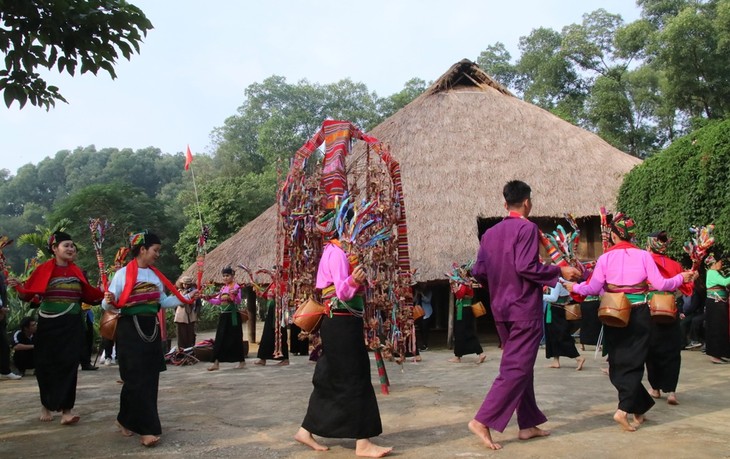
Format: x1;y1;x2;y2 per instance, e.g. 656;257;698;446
610;213;636;241
48;231;73;252
129;231;161;248
647;231;669;254
180;275;194;285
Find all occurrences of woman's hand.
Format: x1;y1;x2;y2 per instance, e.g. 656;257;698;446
6;277;20;288
104;291;116;304
681;271;698;283
562;281;575;293
351;265;366;285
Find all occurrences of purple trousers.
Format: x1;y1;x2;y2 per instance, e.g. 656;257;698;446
474;319;546;432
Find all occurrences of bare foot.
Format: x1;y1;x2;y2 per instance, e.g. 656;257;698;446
632;413;646;428
140;435;160;447
613;409;636;432
233;362;246;369
468;419;502;450
518;426;550;440
548;363;561;369
448;356;461;363
667;393;679;405
207;363;219;371
355;438;393;457
115;421;134;437
39;407;53;422
275;360;290;366
601;367;609;375
649;389;661;398
575;356;585;371
60;412;80;425
254;359;266;365
294;427;329;451
476;353;486;364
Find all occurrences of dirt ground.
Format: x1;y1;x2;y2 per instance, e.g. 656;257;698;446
1;330;730;459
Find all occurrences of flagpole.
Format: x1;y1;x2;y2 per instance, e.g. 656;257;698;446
189;163;205;235
186;145;205;235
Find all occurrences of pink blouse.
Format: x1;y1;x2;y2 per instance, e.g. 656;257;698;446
573;247;684;296
315;243;361;301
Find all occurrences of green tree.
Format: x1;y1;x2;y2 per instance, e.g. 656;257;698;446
476;43;517;88
17;218;72;260
649;1;730;119
49;183;182;280
0;0;152;109
379;77;429;119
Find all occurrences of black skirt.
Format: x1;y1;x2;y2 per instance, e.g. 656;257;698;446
289;322;309;356
35;312;82;411
453;307;483;357
545;305;580;359
257;303;289;360
301;314;382;439
213;312;245;362
116;314;165;436
604;304;655;415
580;299;602;345
646;318;682;392
704;298;730;359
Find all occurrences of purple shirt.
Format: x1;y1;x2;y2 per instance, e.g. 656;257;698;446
573;246;684;296
472;216;561;322
316;243;361;301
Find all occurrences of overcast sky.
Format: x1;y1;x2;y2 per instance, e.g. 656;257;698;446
1;0;641;176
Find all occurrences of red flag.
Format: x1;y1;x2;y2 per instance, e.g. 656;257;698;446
184;145;193;171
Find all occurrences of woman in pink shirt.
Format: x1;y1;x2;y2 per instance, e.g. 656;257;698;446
566;214;694;432
205;267;245;371
295;237;392;458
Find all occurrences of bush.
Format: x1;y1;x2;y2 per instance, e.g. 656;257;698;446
618;119;730;260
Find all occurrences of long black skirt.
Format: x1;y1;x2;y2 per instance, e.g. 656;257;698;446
580;299;602;345
705;298;730;359
116;315;165;436
545;305;579;359
454;307;483;357
604;304;655;415
35;312;82;411
257;304;289;360
290;322;309;356
213;312;245;362
302;314;382;439
646;318;682;392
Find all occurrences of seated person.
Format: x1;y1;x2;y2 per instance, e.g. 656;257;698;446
11;317;37;376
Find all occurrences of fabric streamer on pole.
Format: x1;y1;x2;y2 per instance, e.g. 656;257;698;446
374;349;390;395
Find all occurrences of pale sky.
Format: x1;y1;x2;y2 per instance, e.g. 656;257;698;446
1;0;641;176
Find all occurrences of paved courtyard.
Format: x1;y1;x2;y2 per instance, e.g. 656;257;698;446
1;333;729;458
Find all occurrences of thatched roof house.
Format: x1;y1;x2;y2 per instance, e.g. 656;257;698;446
183;59;641;285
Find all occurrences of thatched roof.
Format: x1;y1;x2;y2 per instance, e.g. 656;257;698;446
183;59;641;284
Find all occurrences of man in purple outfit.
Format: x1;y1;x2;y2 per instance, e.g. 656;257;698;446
469;180;581;450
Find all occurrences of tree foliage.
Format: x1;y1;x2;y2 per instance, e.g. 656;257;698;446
477;1;730;158
0;0;152;109
617;118;730;259
48;183;182;279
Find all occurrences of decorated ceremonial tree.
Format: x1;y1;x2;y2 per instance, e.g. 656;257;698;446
277;120;415;382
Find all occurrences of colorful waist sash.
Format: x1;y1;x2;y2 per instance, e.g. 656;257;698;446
121;302;160;316
707;287;728;302
456;297;472;320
